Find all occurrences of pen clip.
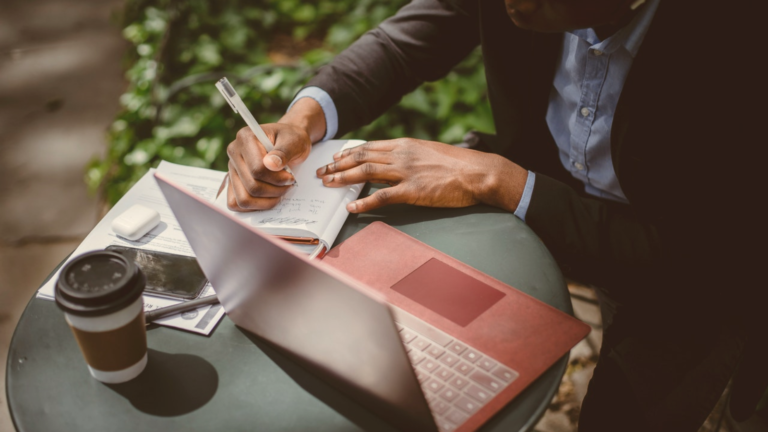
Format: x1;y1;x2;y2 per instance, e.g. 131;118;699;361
216;77;239;114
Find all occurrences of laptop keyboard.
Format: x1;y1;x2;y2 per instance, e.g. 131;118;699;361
393;314;519;432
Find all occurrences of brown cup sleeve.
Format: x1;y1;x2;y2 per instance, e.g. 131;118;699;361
69;312;147;372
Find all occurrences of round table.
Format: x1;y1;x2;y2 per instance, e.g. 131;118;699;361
6;189;571;432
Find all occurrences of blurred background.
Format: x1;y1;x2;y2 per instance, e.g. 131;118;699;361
0;1;756;431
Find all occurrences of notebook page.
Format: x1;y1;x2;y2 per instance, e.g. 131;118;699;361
319;182;364;248
215;139;365;240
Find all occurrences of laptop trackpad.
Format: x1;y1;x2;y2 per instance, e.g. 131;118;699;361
391;258;505;327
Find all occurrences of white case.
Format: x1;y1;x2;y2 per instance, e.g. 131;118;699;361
111;204;160;241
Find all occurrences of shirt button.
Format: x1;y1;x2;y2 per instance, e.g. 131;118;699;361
580;107;590;117
593;49;603;56
574;162;585;171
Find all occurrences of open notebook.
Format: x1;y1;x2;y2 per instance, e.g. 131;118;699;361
214;139;366;253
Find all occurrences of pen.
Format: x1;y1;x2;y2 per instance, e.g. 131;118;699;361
145;295;220;325
216;77;298;186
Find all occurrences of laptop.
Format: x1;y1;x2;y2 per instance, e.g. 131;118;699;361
155;172;589;432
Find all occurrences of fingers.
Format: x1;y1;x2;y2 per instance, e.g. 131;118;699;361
229;129;295;188
263;125;312;172
225;124;312;212
320;162;399;187
347;186;404;214
226;161;285;211
234;127;268;168
333;140;398;162
316;140;401;182
316;146;393;178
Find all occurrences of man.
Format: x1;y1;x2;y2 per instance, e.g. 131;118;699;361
224;0;762;430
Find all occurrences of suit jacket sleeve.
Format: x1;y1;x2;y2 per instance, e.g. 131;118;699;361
305;0;480;137
525;174;665;292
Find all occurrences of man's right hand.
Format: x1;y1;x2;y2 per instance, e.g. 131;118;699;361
226;122;311;212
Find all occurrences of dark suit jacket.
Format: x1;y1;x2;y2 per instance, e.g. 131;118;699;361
305;0;763;419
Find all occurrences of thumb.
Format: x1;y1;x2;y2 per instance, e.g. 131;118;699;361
262;134;305;172
263;150;287;171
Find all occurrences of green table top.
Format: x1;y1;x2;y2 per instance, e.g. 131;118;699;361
7;188;571;432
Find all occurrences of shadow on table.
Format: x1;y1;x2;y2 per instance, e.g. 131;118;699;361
241;328;400;432
104;348;219;416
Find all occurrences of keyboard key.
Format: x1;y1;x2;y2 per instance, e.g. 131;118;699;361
446;409;469;426
419;359;440;373
439;387;460;402
469;370;504;393
477;357;497;372
410;336;431;352
408;350;425;366
416;370;430;383
437;418;457;432
465;384;492;403
491;365;519;383
438;353;460;368
435;367;455;382
425;394;438;405
447;341;467;355
396;323;403;331
454;396;480;415
429;398;450;415
454;361;474;376
392;312;453;347
400;329;417;344
461;349;481;363
426;345;445;359
448;375;470;390
424;378;445;394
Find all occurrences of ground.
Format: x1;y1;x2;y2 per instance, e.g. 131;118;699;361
0;0;126;429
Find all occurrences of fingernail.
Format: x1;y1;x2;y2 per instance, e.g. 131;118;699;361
268;155;282;168
323;174;334;183
348;202;358;212
333;151;343;160
317;165;326;175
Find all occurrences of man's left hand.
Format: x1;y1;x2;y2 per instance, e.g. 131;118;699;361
315;138;528;214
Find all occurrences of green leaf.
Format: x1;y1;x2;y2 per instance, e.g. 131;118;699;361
438;123;466;144
222;27;248;51
260;70;284;93
292;4;316;23
196;137;223;164
400;88;432;114
194;35;222;67
154;116;201;139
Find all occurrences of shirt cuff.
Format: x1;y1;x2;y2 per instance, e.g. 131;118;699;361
513;171;536;222
287;86;338;142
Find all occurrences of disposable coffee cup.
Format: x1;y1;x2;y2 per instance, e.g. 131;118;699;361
55;250;148;383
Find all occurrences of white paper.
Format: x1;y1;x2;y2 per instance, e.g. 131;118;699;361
37;162;228;335
214;139;365;248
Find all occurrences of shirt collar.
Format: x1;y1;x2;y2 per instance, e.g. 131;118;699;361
570;0;660;57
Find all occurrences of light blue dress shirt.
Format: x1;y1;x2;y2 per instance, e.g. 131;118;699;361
288;0;659;221
287;86;339;142
518;0;659;220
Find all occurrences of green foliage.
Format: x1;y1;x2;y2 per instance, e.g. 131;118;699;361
91;0;494;205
